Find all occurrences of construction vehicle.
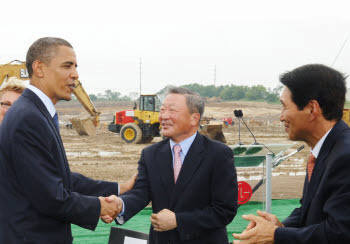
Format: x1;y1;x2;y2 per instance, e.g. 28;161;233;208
343;109;350;126
0;60;29;83
0;60;99;136
108;94;226;144
108;94;161;143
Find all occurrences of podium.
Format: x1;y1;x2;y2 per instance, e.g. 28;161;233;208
108;227;149;244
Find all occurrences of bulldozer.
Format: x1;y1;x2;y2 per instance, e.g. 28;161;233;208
108;94;226;144
0;60;99;136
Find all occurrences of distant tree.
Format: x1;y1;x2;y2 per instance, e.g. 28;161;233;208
157;83;280;103
104;89;122;101
89;94;97;101
231;86;247;100
219;86;233;100
245;85;267;100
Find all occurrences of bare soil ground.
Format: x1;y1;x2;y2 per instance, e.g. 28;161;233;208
56;100;309;200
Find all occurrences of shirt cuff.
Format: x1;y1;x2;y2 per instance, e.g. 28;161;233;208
115;198;125;224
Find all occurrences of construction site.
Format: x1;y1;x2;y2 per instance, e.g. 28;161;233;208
1;61;346;243
54;99;308;200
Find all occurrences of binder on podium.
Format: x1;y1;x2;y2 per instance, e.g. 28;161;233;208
108;227;149;244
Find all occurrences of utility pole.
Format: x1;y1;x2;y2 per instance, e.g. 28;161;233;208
139;57;142;96
213;64;216;86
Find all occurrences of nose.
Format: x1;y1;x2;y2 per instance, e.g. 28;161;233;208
71;67;79;80
279;111;285;122
159;110;169;121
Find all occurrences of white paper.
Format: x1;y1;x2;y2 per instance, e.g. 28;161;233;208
124;236;147;244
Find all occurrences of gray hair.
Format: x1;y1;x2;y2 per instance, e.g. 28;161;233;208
26;37;73;78
167;87;205;118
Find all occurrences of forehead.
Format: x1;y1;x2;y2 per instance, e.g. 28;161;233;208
162;93;187;107
49;45;76;63
0;90;21;101
280;87;293;104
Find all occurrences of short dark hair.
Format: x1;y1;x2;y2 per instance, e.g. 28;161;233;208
167;87;205;118
26;37;73;78
280;64;347;121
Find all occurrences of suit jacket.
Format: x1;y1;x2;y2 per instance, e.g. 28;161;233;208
120;133;237;244
0;89;118;244
275;120;350;243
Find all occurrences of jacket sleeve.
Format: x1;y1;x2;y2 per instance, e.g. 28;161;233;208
175;146;238;240
118;149;151;222
282;200;302;227
275;154;350;244
71;172;119;197
11;118;100;230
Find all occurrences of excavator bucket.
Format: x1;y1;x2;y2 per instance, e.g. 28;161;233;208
70;117;97;136
70;80;100;136
199;123;226;143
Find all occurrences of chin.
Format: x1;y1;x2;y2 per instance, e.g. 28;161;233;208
161;130;172;138
62;95;72;101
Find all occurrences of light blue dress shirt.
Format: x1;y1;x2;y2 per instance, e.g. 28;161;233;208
169;132;197;165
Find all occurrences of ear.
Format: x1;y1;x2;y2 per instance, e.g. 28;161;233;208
190;113;201;126
307;100;322;121
32;60;45;78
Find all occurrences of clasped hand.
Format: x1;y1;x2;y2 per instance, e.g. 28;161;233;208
99;195;122;223
232;210;283;244
150;209;177;232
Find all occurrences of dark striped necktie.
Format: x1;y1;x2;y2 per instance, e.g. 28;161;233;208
53;113;59;133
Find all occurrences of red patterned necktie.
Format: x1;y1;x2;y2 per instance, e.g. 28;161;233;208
307;153;316;181
173;144;182;183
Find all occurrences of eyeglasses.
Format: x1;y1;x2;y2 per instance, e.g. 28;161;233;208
0;102;12;108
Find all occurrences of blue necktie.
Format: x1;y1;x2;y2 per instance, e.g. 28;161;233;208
53;113;60;133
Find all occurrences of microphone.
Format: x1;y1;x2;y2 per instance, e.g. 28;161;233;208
233;109;274;155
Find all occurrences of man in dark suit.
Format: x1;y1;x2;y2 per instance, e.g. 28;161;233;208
105;87;237;243
0;37;132;244
233;64;350;244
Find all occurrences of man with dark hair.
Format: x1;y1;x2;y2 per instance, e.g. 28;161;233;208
0;37;134;243
233;64;350;243
105;87;237;243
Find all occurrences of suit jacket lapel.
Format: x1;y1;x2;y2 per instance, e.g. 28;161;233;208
170;133;204;207
22;89;71;187
156;140;175;200
301;120;348;221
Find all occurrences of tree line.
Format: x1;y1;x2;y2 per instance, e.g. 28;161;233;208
88;84;282;103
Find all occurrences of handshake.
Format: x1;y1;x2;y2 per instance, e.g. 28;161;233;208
98;195;123;224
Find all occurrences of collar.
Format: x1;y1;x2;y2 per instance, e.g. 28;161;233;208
169;132;197;156
27;84;56;118
311;127;333;158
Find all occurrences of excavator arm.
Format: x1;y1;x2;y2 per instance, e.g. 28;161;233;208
72;79;100;126
0;60;28;85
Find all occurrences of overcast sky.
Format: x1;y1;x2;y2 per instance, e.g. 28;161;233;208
1;0;350;95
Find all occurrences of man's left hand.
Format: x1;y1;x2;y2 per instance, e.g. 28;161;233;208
232;214;278;244
150;209;177;232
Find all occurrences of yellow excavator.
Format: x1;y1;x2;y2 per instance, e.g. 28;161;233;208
0;60;99;136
